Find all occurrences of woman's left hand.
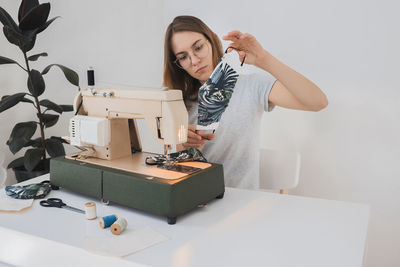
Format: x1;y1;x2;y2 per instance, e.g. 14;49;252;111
222;30;268;67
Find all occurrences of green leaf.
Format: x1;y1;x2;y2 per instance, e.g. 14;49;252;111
28;52;48;61
24;137;42;148
0;93;26;113
21;29;38;52
37;16;60;34
7;121;37;154
0;56;19;65
3;94;35;104
21;97;34;104
59;105;73;112
41;113;59;128
42;64;79;87
19;3;50;31
24;148;44;171
3;25;38;52
39;99;63;114
3;25;29;47
18;0;39;23
27;69;45;96
0;7;19;31
50;136;69;144
7;157;25;169
45;138;65;157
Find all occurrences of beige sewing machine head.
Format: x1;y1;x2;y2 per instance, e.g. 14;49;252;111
69;87;188;160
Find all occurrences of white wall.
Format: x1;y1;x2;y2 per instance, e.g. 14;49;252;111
1;0;399;266
0;0;166;184
165;0;399;266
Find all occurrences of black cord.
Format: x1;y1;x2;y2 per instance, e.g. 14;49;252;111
225;46;246;66
74;98;83;115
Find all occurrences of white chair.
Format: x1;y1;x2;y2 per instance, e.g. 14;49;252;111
259;148;301;194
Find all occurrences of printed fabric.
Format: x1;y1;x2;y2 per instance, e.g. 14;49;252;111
197;50;242;131
145;147;207;165
5;180;52;199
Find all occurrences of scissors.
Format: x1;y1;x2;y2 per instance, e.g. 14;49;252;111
40;198;85;214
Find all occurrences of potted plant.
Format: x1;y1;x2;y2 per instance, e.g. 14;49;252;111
0;1;79;182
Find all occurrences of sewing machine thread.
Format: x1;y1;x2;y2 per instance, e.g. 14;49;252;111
111;217;128;235
99;214;118;228
85;202;97;220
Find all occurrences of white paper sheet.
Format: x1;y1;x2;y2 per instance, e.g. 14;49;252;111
83;221;169;257
0;188;33;211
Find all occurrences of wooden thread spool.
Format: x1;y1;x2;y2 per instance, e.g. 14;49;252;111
111;217;127;235
85;202;97;220
99;214;118;228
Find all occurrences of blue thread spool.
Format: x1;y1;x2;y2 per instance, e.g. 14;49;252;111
99;214;118;228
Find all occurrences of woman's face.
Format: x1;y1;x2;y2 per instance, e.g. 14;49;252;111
171;31;214;84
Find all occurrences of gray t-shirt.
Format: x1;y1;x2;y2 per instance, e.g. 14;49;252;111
188;72;277;189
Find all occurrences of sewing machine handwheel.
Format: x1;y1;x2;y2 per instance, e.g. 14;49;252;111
216;193;224;199
167;216;177;225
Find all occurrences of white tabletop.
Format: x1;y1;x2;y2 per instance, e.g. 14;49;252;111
0;174;369;267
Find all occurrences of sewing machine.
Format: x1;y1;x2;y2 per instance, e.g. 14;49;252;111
50;87;225;224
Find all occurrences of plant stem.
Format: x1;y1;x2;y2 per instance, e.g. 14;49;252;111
16;62;28;72
23;52;46;160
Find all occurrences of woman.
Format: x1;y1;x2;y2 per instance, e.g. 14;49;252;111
163;16;328;189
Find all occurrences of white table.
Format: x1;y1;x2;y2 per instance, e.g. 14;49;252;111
0;174;369;267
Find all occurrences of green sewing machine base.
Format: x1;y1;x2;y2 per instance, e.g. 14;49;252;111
49;156;225;224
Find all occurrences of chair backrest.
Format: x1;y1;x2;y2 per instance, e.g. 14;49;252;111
259;148;301;190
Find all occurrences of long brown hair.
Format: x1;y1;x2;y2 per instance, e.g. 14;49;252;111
163;16;223;106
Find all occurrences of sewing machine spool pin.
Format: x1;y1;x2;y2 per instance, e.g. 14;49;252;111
88;67;96;95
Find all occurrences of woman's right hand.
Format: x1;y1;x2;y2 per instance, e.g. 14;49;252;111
182;124;215;149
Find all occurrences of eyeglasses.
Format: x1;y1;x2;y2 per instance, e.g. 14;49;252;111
174;40;209;69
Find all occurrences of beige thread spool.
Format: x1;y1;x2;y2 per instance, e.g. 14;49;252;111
99;214;118;228
85;202;97;220
111;217;128;235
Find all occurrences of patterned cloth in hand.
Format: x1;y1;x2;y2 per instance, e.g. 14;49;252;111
197;49;242;131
